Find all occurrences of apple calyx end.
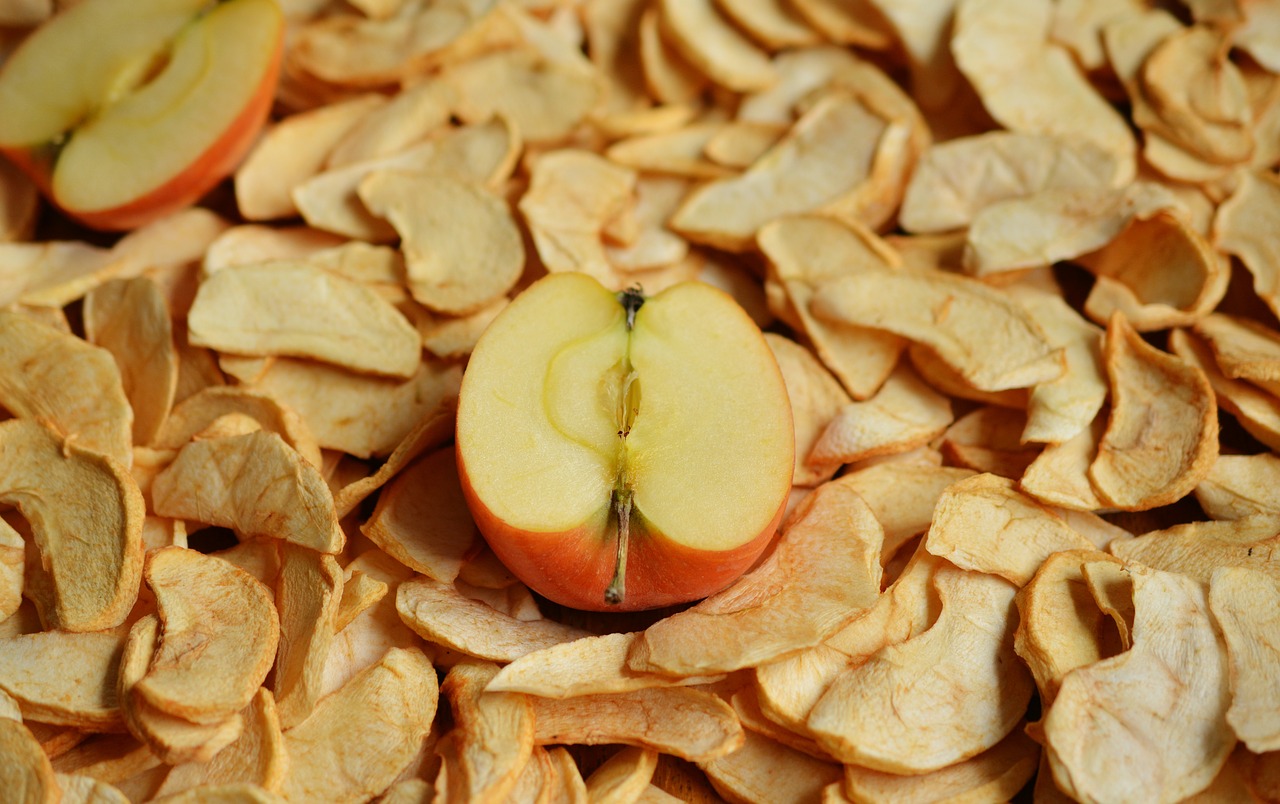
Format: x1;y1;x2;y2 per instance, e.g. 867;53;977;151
617;285;645;331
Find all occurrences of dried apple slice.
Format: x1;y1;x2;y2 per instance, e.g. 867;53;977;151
764;333;851;487
628;478;882;676
530;686;743;763
1209;567;1280;752
1215;170;1280;317
657;0;774;92
151;430;343;553
1170;327;1280;451
1195;313;1280;387
281;647;438;803
0;630;125;731
187;261;420;379
939;406;1041;480
152;386;320;469
584;746;658;803
807;564;1033;773
1043;565;1234;803
838;460;975;560
0;309;132;466
439;661;534;802
271;545;342;730
0;419;143;631
0;716;60;804
808;363;952;467
153;689;286;798
1109;516;1280;586
701;729;841;803
811;269;1063;392
1195;453;1280;520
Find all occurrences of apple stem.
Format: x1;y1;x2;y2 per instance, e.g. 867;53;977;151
605;488;632;605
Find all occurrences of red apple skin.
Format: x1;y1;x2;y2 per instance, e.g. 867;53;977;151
457;450;787;612
0;27;282;232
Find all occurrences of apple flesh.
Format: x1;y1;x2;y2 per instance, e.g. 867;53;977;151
457;272;795;612
0;0;283;231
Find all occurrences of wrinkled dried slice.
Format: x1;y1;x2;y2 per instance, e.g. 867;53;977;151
657;0;774;92
701;729;840;803
808;565;1032;773
443;47;601;144
320;558;420;701
82;277;179;447
361;446;477;583
439;662;533;802
272;545;342;730
249;355;459;461
952;0;1135;170
637;6;705;105
397;575;590;662
330;400;456;519
907;342;1029;410
900;132;1125;234
0;520;19;623
135;547;279;724
703;121;784;169
488;632;723;698
808;363;952;466
604;124;734;180
152;783;285;803
152;430;343;553
1020;413;1107;511
926;474;1098;587
790;0;891;47
0;419;143;631
1170;327;1280;451
1195;313;1280;385
531;686;742;763
153;689;286;798
333;571;388;634
940;406;1041;480
1209;568;1280;752
1077;209;1227;331
55;774;130;804
153;386;320;468
282;647;438;803
293;141;440;242
715;0;819;50
764;333;851;486
0;717;59;804
604;176;690;273
519;149;637;282
1215;171;1280;317
0;630;124;731
1109;515;1280;586
1006;284;1107;444
629;479;882;676
1195;453;1280;520
1088;314;1217;510
415;298;508;360
672;92;897;252
584;746;657;804
1043;566;1233;803
812;269;1062;392
843;726;1038;803
0;310;132;466
758;215;904;400
187;262;420;379
359;171;521;315
236;93;386;221
119;615;243;765
838;461;975;560
325;81;451;169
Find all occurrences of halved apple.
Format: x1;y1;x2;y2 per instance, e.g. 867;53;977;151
457;272;794;612
0;0;283;231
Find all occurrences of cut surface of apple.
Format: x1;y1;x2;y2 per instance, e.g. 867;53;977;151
0;0;283;230
457;272;794;611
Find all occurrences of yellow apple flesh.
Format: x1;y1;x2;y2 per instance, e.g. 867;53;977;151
0;0;283;230
457;272;795;611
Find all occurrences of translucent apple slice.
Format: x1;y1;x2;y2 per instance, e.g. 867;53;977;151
457;272;794;611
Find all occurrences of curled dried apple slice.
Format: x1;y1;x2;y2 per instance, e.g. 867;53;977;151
456;272;793;611
1209;567;1280;752
0;0;284;231
701;729;841;803
0;629;125;731
439;661;534;802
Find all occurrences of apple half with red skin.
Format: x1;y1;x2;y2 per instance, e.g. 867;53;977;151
0;0;283;231
457;272;795;612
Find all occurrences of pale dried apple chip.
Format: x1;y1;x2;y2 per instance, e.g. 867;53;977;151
635;6;705;105
900;132;1125;234
333;570;388;633
952;0;1135;171
1214;170;1280;317
604;123;734;181
1170;327;1280;451
1209;567;1280;752
628;479;882;676
672;92;899;252
1020;413;1107;511
584;746;657;804
135;547;279;725
837;460;976;560
809;363;952;468
272;544;342;730
840;725;1040;804
701;729;841;803
330;399;455;518
1088;314;1217;510
809;563;1031;772
764;333;851;486
758;215;904;401
325;80;451;169
940;406;1041;480
0;629;124;731
657;0;774;92
0;419;143;631
235;93;387;221
397;575;591;662
187;261;421;379
530;686;743;763
1195;313;1280;386
0;240;112;310
812;268;1063;392
359;170;521;315
282;647;438;803
715;0;819;50
1043;565;1234;803
1109;515;1280;586
0;309;132;466
153;689;286;798
151;430;344;554
361;446;477;583
1195;453;1280;520
0;716;60;804
320;556;420;701
519;148;637;282
153;386;321;468
703;121;784;169
439;661;534;802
